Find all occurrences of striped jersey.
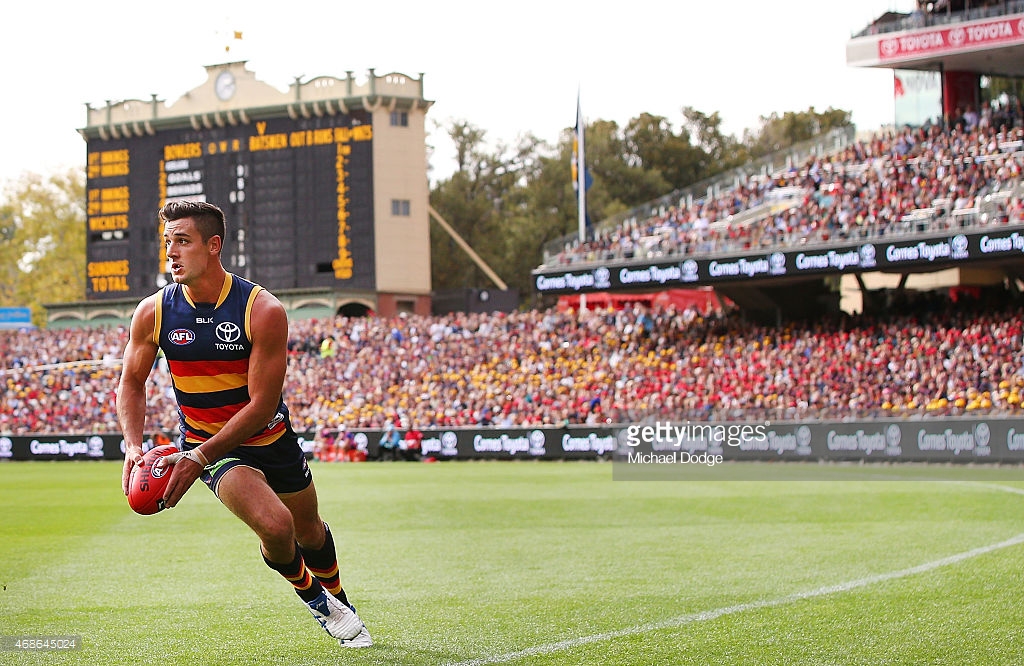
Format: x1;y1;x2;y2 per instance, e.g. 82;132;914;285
154;273;291;447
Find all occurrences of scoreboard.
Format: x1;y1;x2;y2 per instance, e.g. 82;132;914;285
85;111;375;300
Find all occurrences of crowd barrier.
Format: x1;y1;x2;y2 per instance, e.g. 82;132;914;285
0;427;617;462
3;417;1024;463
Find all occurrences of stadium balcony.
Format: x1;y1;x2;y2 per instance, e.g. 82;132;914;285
854;0;1024;37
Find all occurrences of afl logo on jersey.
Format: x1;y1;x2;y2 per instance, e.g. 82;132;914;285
169;329;196;345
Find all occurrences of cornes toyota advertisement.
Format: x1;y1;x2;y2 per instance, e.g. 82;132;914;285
533;225;1024;294
5;419;1024;463
614;418;1024;464
0;428;619;462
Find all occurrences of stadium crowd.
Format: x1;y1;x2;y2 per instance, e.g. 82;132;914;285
547;119;1024;267
2;292;1023;435
6;115;1024;437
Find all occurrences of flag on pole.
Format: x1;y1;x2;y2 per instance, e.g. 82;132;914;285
572;97;593;193
572;93;591;242
572;97;583;192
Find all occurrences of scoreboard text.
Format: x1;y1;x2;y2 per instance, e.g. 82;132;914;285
85;112;375;300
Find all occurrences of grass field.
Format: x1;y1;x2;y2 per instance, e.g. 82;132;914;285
3;460;1024;665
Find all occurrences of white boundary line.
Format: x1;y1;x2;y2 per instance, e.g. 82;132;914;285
449;483;1024;666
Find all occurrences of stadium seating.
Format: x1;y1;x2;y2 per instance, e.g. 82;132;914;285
543;123;1024;268
2;295;1024;434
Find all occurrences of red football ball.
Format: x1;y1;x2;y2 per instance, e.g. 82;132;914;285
127;444;179;515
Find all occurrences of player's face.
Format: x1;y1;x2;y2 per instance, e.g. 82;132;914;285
163;218;213;284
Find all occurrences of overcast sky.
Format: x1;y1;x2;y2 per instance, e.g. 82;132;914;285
0;1;911;186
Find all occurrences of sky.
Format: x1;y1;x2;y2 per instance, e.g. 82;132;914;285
0;1;912;187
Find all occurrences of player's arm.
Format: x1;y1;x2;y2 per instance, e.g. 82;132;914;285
117;295;160;495
161;290;289;506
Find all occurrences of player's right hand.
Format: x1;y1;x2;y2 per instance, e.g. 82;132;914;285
121;446;144;496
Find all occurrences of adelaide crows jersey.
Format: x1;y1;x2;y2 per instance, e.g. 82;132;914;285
154;273;291;447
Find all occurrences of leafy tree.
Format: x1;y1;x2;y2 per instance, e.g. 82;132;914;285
429;108;761;297
743;106;853;157
429;121;516;291
576;118;670;216
495;147;576;298
623;113;706;191
682;106;745;172
0;169;85;325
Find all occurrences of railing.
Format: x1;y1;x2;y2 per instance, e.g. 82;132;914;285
852;1;1024;38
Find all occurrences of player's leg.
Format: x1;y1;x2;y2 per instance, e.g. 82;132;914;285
214;466;315;595
281;483;349;604
214;466;364;643
282;484;373;647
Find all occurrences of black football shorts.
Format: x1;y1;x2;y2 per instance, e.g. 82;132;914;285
185;432;313;496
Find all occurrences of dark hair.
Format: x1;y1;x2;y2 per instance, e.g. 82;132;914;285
159;200;226;244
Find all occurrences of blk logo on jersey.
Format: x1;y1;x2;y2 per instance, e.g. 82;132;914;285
169;329;196;345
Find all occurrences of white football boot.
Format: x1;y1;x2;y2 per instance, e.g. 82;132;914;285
305;590;364;643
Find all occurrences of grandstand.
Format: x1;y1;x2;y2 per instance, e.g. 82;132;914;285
535;1;1024;322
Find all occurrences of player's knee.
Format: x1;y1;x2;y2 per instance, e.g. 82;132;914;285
255;509;296;549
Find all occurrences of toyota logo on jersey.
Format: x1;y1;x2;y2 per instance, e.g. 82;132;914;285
215;322;241;343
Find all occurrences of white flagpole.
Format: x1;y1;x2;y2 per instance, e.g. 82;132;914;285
576;93;587;245
576;92;587;313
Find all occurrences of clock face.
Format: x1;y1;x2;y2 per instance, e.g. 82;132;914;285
215;71;236;101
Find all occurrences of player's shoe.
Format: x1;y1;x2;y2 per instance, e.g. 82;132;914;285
340;624;373;648
305;589;363;642
337;600;372;648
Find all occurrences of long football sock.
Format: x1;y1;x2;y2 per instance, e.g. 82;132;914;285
299;522;350;606
262;546;323;603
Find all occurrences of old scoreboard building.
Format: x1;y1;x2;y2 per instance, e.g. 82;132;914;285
56;62;432;325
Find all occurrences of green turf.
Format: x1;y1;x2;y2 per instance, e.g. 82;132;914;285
2;461;1024;665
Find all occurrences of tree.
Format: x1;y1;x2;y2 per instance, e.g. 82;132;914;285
623;112;708;191
682;106;745;172
743;106;853;157
433;106;855;301
571;118;670;221
429;121;516;292
494;148;576;298
0;169;85;325
446;119;489;175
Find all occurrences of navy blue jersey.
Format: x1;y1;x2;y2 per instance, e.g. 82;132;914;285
155;273;291;447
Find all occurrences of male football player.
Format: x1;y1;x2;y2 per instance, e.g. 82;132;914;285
117;200;370;648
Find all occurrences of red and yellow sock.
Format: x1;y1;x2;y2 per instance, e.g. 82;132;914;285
299;522;349;606
262;546;323;603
